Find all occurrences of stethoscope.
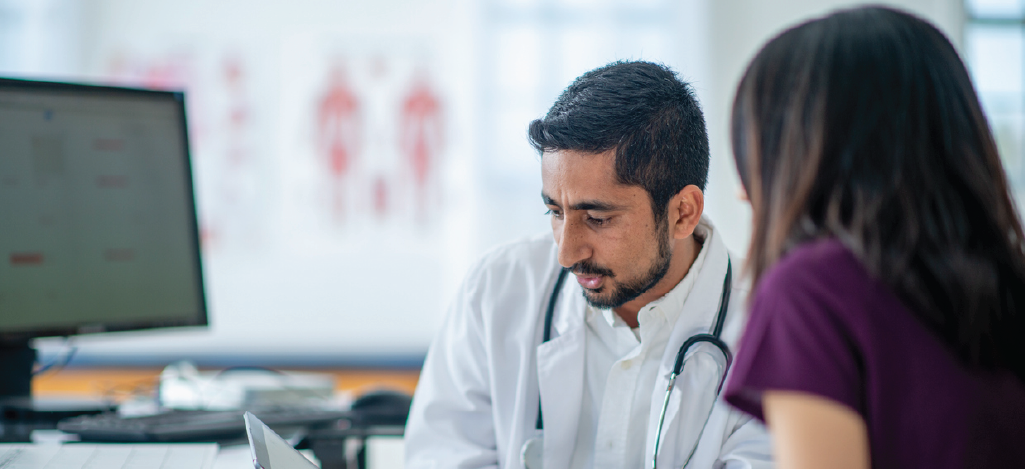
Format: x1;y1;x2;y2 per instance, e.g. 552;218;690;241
522;258;733;469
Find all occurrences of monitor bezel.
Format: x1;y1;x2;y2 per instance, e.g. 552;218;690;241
0;77;209;344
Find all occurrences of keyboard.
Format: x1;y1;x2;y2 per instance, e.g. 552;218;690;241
57;408;353;443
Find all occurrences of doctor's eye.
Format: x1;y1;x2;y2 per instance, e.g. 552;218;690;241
587;215;609;227
545;209;563;220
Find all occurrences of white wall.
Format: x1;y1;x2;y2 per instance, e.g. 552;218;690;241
0;0;83;78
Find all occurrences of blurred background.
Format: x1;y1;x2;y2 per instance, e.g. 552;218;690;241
0;0;1009;368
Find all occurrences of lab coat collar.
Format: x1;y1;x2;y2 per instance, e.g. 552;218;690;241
661;216;730;340
551;272;584;339
639;219;713;333
537;276;587;469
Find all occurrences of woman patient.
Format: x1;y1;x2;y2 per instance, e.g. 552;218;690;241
724;6;1025;469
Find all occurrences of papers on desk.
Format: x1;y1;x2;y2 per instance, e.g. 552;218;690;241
0;443;218;469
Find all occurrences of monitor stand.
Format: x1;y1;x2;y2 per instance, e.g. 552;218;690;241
0;343;34;398
0;343;115;441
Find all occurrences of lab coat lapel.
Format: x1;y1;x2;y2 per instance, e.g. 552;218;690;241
536;279;586;469
646;225;732;467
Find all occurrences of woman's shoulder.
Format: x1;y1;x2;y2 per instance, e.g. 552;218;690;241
757;238;871;300
726;238;876;420
772;238;857;273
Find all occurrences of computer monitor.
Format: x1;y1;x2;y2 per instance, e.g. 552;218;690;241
0;78;207;398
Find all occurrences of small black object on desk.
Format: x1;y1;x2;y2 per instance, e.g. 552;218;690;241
304;424;406;469
299;388;412;469
348;389;412;426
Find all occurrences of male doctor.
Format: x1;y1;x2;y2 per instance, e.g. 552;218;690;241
405;61;772;469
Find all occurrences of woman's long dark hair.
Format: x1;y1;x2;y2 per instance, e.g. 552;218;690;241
732;6;1025;381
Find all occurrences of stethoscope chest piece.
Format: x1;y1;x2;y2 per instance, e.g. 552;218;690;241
521;434;543;469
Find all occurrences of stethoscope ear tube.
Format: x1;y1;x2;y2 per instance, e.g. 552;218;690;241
652;259;733;469
712;259;732;338
654;334;733;469
671;334;734;394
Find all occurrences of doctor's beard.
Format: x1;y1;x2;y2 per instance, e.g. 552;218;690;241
572;221;673;309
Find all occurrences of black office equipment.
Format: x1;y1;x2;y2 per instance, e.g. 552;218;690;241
0;78;207;399
58;408;352;443
348;388;411;426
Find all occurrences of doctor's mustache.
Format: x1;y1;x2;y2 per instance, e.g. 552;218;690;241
570;261;615;278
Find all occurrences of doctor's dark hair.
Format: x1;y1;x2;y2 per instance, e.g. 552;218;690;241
732;6;1025;381
528;61;709;224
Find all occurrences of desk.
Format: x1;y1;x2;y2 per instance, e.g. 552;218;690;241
31;368;420;400
214;445;257;468
5;424;405;469
171;440;404;469
18;367;416;468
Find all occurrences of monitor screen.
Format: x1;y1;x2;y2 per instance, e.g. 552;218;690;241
0;78;207;343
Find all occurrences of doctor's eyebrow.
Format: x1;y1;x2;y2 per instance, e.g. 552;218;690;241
541;193;624;212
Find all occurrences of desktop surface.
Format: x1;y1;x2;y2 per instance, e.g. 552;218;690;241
7;365;418;468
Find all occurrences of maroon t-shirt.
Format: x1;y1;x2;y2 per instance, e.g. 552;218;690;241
724;239;1025;468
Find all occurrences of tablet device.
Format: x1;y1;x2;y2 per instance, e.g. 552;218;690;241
244;411;318;469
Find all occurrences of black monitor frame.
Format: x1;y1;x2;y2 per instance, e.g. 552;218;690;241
0;77;208;397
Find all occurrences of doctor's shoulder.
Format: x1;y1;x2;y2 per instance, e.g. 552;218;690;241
453;232;561;307
462;232;561;286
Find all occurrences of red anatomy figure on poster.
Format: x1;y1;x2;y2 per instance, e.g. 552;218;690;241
317;66;362;223
400;74;443;222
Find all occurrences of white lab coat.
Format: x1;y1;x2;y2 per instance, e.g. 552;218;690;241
405;221;773;469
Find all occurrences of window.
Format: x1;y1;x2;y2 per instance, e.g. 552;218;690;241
966;0;1025;198
477;0;684;244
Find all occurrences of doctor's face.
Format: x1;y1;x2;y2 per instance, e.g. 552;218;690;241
541;149;672;310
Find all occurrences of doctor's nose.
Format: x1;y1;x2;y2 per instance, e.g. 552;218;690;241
555;218;591;269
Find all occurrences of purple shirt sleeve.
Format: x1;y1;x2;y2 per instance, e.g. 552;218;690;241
724;244;865;422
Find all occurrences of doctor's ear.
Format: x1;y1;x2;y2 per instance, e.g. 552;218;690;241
667;185;704;240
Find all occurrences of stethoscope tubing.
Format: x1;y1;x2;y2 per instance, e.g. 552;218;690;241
535;258;732;469
651;260;732;469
